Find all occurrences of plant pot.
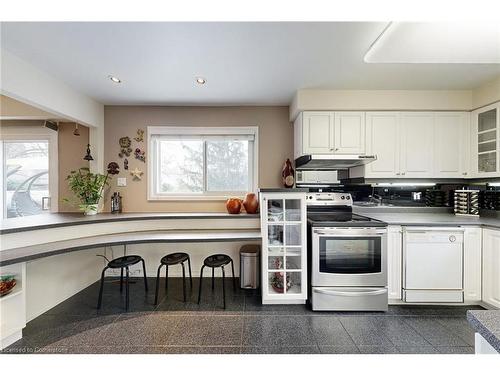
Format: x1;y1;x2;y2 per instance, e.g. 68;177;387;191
83;204;99;216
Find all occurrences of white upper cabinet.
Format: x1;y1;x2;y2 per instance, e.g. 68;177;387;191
364;112;400;178
333;112;366;154
295;111;365;156
471;103;500;178
400;112;434;178
433;112;469;178
301;111;335;154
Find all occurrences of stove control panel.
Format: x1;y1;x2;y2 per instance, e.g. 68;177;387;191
306;192;352;206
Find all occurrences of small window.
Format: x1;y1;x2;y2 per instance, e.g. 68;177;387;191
148;127;258;199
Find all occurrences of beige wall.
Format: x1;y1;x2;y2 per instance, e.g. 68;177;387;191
472;76;500;109
58;122;90;212
104;106;292;212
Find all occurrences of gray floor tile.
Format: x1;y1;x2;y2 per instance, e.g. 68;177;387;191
338;316;394;346
242;315;280;346
403;317;470;347
357;345;400;354
244;296;310;315
369;316;430;346
319;345;360;354
434;317;475;346
436;346;474;354
307;316;356;346
241;346;320;354
396;346;439;354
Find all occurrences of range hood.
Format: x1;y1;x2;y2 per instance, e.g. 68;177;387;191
295;154;377;170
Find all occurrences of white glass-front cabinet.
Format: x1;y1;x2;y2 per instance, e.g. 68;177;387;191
260;191;307;304
471;103;500;178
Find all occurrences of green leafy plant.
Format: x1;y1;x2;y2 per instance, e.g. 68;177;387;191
64;163;119;213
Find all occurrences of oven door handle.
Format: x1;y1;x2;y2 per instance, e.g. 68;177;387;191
314;289;387;297
313;230;386;236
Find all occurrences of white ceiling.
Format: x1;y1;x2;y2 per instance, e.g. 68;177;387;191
1;22;499;106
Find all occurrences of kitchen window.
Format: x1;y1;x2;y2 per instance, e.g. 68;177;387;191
148;126;258;199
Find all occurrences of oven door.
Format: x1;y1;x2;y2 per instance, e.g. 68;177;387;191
311;227;387;287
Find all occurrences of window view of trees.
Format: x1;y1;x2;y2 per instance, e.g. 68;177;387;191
3;141;49;218
158;138;250;193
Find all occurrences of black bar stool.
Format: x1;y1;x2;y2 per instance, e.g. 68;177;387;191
97;255;148;311
197;254;235;309
154;252;192;304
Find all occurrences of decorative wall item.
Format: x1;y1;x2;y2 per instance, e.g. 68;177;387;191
282;158;294;188
225;197;243;214
118;136;132;158
134;148;146;162
83;144;94;161
107;162;120;175
124;158;129;170
130;167;144;180
243;192;259;214
134;129;144;142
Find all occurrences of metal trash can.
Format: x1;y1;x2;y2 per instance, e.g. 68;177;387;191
240;244;260;289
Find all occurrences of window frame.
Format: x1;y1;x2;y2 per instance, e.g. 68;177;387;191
147;126;259;200
0;125;59;218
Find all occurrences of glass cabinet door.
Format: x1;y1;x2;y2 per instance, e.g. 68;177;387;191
477;108;498;173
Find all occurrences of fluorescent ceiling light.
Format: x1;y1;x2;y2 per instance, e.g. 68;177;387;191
365;22;500;63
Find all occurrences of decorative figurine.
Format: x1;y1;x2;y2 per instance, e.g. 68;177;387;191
111;192;122;213
130;167;143;180
124;158;129;170
83;144;94;161
118;136;132;158
134;129;144;142
243;192;259;214
107;161;120;175
134;147;146;162
282;158;294;188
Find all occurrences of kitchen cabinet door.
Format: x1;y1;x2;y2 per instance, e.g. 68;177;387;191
364;112;400;178
260;192;307;304
387;226;402;301
433;112;469;178
333;112;366;154
302;112;335;154
400;112;434;178
482;228;500;308
464;227;482;302
471;103;500;178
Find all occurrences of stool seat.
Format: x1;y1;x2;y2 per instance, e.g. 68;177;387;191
108;255;142;268
161;252;189;265
204;254;232;268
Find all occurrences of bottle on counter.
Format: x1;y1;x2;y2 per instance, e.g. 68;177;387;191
111;192;122;213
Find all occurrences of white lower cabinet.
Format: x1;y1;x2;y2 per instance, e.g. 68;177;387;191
482;228;500;308
463;227;482;302
387;226;402;301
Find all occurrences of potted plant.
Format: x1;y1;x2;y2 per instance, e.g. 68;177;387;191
64;162;119;215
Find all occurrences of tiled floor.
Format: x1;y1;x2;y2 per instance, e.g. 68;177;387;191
2;277;481;354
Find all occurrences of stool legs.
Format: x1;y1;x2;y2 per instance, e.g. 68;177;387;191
187;256;193;287
181;262;187;302
221;265;226;309
125;266;130;311
165;266;169;291
141;259;148;292
211;268;215;290
97;266;108;309
230;259;236;291
197;265;205;304
120;268;124;293
154;264;163;305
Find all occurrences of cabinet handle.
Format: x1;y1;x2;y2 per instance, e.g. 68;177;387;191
396;172;401;175
463;172;468;176
402;172;406;175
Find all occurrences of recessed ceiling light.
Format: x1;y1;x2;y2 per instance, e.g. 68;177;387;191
196;77;206;84
108;75;121;83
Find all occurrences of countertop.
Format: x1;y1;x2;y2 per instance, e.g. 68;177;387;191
353;208;500;229
0;212;259;235
467;310;500;353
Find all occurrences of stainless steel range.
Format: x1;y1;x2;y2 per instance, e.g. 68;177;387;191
307;192;388;311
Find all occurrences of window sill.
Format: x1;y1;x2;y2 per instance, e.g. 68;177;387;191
148;195;246;201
